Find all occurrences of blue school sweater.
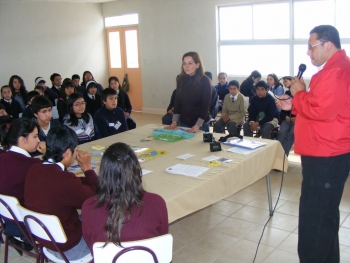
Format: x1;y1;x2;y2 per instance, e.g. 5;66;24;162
93;106;128;138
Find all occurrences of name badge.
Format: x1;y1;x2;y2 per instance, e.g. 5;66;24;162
75;128;84;134
114;121;121;130
85;126;92;135
109;123;114;127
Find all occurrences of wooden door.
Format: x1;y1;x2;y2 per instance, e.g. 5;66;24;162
106;27;142;111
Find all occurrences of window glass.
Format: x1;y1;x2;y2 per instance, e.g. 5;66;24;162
253;3;290;39
336;0;350;38
105;14;138;27
220;45;289;77
125;30;139;68
108;32;122;68
219;6;252;40
294;1;334;39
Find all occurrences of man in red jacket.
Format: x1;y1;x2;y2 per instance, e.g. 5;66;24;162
291;25;350;263
24;126;98;261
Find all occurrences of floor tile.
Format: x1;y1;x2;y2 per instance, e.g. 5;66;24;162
207;200;244;217
244;225;290;248
339;227;350;246
247;194;287;211
225;190;261;205
276;200;299;216
340;244;350;263
341;213;350;228
172;245;220;263
340;198;350;213
266;212;299;232
230;206;270;224
262;248;299;263
223;239;274;263
213;217;258;238
213;255;245;263
277;233;298;254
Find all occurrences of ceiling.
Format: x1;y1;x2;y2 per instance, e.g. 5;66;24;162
0;0;117;3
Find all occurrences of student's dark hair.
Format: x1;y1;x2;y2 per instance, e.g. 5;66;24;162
86;81;98;93
72;74;80;81
282;76;293;81
60;81;75;101
43;126;78;162
242;70;261;87
0;118;39;151
50;73;61;82
66;93;90;126
108;76;120;88
177;51;208;92
255;80;268;90
228;80;240;88
204;71;212;80
310;25;341;49
101;88;117;102
1;85;11;95
26;91;40;104
267;73;282;88
34;85;44;94
95;142;145;246
31;95;53;114
82;71;94;86
8;75;27;102
62;78;72;86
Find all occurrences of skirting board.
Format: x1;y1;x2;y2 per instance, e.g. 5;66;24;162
142;107;166;115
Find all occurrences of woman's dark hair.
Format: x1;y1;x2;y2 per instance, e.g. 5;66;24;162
81;71;94;86
108;76;120;88
43;126;78;162
250;70;261;80
60;81;76;101
95;142;145;246
310;25;341;49
26;91;40;104
8;75;27;102
267;73;282;88
66;93;90;126
0;118;39;151
177;51;208;92
31;96;53;114
101;88;117;102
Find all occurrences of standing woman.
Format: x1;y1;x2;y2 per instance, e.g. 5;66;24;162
240;70;261;100
81;71;104;94
165;51;212;132
63;93;99;144
9;75;28;111
57;81;75;123
82;142;168;253
267;73;284;96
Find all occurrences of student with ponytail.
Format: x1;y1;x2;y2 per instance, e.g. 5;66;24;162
82;142;168;253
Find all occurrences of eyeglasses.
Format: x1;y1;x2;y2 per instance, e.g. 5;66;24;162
308;42;324;51
73;102;87;107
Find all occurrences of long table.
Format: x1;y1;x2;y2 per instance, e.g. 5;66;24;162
79;124;288;223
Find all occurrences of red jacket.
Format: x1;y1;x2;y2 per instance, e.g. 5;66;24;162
292;50;350;157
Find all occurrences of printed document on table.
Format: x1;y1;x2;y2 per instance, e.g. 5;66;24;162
223;138;267;149
227;147;263;155
166;164;209;177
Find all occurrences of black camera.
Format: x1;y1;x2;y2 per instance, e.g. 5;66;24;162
203;133;213;142
210;141;222;152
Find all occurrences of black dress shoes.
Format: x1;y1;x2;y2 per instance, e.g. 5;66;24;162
8;236;33;256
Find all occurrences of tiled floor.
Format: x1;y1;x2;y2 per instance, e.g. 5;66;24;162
1;112;350;262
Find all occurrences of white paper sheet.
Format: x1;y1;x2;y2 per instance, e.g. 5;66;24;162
166;164;209;177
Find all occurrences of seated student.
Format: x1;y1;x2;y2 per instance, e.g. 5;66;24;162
277;76;295;156
84;81;102;117
57;81;75;123
9;75;28;111
267;73;284;96
82;142;168;253
31;95;61;142
22;91;40;119
34;85;44;96
81;71;103;94
0;103;13;127
162;89;177;125
0;118;45;253
72;74;85;95
24;126;97;261
214;72;229;111
243;80;279;139
93;88;127;138
50;73;62;98
1;85;23;119
35;77;58;105
214;80;245;136
63;93;99;144
109;76;136;130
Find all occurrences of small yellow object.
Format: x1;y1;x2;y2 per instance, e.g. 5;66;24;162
207;160;221;167
91;145;105;150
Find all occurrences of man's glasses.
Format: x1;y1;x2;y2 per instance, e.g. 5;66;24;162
308;42;324;51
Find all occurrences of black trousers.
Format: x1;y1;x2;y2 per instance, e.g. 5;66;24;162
298;153;350;263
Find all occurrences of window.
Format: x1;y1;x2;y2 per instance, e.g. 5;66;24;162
218;0;350;78
105;14;138;27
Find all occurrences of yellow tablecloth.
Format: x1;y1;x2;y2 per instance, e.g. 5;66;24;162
80;124;288;223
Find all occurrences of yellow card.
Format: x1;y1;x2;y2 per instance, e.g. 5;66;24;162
91;145;105;150
207;160;221;167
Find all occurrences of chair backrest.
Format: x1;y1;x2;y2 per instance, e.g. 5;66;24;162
52;106;59;119
0;194;22;221
93;234;173;263
18;206;67;243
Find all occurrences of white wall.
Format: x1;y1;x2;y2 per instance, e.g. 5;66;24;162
0;2;108;90
102;0;286;113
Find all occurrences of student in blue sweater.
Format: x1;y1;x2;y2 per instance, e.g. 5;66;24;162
93;88;127;138
243;80;279;139
1;85;23;119
214;72;229;111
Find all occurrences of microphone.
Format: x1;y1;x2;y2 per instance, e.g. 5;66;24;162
297;64;307;79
